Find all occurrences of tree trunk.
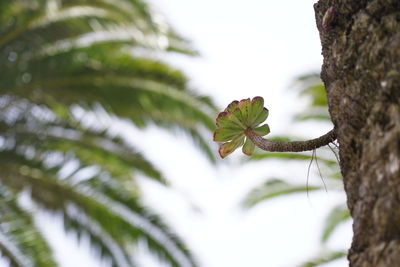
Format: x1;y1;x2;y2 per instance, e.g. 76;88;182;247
314;1;400;266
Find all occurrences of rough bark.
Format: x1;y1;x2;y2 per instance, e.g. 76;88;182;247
314;1;400;266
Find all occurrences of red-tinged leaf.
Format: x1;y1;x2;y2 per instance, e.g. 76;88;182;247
224;100;239;113
238;98;252;126
216;111;244;129
218;135;245;158
252;96;264;106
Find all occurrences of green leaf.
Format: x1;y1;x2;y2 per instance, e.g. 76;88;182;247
215;112;244;129
213;127;243;142
238;98;252;125
232;107;246;125
218;135;245;158
251;107;269;127
242;137;255;156
254;124;270;136
249;96;264;125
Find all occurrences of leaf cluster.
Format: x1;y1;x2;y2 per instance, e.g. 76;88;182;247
213;97;270;158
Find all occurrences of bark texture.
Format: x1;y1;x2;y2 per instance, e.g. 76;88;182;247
314;1;400;266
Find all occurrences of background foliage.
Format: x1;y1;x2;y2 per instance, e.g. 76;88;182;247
0;0;217;266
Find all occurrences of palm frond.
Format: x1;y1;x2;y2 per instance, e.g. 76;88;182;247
249;151;337;167
321;204;350;243
0;152;197;267
0;0;195;54
291;73;330;122
299;84;327;107
294;111;331;122
1;43;216;160
242;178;321;208
0;187;57;267
297;250;347;267
63;206;137;267
0;0;214;265
0;230;31;267
0;113;164;184
8;74;215;128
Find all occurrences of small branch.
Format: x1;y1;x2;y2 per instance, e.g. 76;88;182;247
245;128;337;152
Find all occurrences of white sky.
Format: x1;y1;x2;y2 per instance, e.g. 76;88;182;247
1;1;352;267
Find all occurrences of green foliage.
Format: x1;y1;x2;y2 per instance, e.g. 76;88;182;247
213;97;270;158
292;73;330;121
297;250;347;267
321;204;351;243
249;152;337;167
0;188;57;267
242;178;321;208
0;0;217;266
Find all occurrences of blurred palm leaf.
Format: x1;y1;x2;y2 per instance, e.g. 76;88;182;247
292;73;330;121
293;73;328;106
0;0;216;266
0;188;57;267
297;250;347;267
321;204;350;244
249;151;337;167
242;178;321;208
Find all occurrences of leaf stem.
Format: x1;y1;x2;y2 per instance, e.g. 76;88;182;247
244;128;337;152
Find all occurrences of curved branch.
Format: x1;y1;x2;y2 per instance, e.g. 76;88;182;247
245;128;337;152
